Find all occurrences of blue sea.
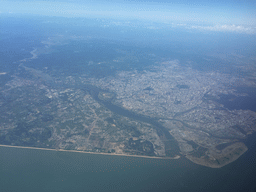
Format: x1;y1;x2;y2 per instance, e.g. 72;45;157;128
1;133;256;192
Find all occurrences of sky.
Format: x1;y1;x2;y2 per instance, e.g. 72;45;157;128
1;0;256;31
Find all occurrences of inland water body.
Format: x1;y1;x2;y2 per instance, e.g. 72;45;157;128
81;84;180;157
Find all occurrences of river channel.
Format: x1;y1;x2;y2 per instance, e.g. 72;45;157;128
79;84;181;157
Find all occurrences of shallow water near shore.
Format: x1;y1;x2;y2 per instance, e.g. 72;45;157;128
1;134;256;192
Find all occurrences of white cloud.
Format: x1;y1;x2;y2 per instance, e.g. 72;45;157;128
190;24;256;34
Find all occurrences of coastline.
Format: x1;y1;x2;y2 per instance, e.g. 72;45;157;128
185;142;248;168
0;144;180;160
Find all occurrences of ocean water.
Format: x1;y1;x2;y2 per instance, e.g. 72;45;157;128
1;135;256;192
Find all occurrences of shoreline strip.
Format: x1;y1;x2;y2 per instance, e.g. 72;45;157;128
0;144;180;160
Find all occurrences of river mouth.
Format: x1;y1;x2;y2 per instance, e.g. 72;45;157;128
80;84;181;158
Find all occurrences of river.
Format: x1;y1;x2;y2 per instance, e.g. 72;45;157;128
80;84;181;157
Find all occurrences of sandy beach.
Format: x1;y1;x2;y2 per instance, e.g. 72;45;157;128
0;144;180;160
